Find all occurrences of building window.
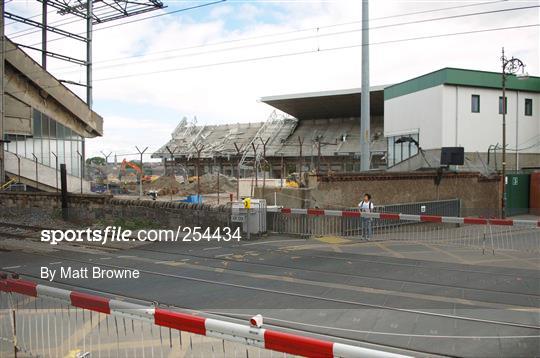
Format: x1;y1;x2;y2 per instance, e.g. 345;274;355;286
386;133;419;167
499;96;507;114
525;98;533;116
471;95;480;113
4;109;83;177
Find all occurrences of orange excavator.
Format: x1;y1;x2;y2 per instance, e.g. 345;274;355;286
119;159;152;182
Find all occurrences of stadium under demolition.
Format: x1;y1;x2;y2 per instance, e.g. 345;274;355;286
1;1;539;358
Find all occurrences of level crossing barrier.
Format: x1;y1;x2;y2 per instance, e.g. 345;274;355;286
267;207;540;253
0;274;410;358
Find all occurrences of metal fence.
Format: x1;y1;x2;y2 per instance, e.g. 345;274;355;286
267;207;539;254
375;198;461;217
0;275;407;358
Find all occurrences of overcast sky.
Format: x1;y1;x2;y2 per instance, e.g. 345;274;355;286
5;0;539;161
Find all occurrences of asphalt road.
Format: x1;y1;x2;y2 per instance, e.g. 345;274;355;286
0;235;539;357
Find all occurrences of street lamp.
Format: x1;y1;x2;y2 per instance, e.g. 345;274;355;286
500;47;528;219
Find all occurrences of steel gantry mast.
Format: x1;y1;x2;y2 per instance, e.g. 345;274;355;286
2;0;165;180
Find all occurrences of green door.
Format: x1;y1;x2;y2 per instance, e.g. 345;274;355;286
505;173;530;216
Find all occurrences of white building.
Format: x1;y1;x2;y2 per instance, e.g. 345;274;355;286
384;68;539;171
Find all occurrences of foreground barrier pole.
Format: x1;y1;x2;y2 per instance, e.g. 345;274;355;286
0;274;413;358
12;296;17;358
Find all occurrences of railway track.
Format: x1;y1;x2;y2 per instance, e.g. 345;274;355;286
3;247;539;329
1;221;539;357
2;222;538;303
134;244;540;296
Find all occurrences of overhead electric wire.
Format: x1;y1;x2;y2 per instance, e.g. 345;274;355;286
5;0;506;47
4;21;537;98
4;0;516;74
6;2;129;36
4;0;504;32
4;21;516;88
6;0;226;41
4;7;58;27
48;4;539;76
53;0;516;70
89;23;540;82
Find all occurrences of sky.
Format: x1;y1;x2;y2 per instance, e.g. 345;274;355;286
4;0;539;162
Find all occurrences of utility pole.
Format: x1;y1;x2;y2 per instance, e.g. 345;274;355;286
165;146;177;201
360;0;371;171
101;151;112;192
280;153;284;188
193;143;205;200
32;154;39;191
251;142;258;190
80;0;93;184
51;152;58;192
278;139;304;187
42;0;47;68
135;146;148;199
101;151;112;165
234;143;242;200
165;146;177;177
213;165;217;205
86;1;93;108
500;47;528;218
76;150;83;193
259;137;270;192
298;136;304;185
314;138;338;175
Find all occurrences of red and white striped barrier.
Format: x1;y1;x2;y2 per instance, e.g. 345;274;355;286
0;274;410;358
267;207;540;228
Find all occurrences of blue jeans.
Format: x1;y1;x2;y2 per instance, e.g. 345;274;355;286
361;217;372;238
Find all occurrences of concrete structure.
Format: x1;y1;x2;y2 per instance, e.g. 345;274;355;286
261;86;386;172
153;114;298;178
2;39;103;192
154;86;386;178
384;68;540;171
155;67;539;178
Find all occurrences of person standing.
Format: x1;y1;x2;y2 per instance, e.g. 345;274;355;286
358;193;374;240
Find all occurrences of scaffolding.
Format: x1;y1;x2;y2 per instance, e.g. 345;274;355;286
238;110;296;170
153;113;297;162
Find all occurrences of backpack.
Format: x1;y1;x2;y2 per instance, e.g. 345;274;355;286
360;200;373;212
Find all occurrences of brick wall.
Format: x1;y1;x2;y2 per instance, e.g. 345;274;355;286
257;172;500;217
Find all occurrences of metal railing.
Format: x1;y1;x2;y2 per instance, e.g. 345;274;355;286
267;208;539;254
375;198;461;217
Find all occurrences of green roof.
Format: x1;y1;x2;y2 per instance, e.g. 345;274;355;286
384;68;540;100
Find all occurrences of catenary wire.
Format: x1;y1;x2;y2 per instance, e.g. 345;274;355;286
8;2;536;79
3;22;537;95
5;0;508;51
90;23;540;83
49;4;539;76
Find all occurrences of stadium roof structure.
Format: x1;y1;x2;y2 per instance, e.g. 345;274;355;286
154;86;390;161
260;85;387;120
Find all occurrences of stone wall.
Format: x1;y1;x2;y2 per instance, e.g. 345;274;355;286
0;192;233;229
